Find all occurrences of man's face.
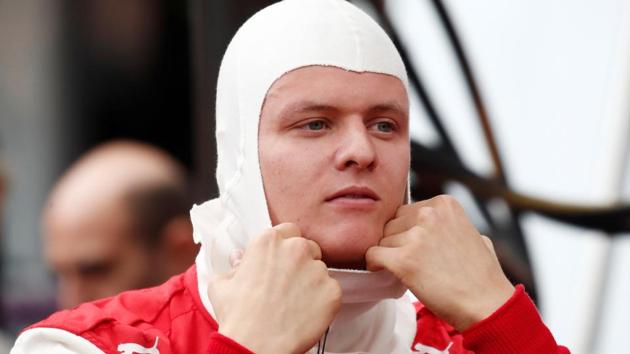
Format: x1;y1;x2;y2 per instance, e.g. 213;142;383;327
259;66;410;269
44;199;155;309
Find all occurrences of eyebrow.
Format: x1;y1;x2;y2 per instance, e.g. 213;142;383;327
281;100;406;118
367;102;407;116
286;101;340;115
273;101;339;124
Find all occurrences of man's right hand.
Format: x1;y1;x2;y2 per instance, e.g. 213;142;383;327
208;223;342;354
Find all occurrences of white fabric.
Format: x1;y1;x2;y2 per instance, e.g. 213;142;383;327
191;0;417;353
11;328;104;354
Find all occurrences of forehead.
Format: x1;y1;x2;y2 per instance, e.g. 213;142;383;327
261;66;409;119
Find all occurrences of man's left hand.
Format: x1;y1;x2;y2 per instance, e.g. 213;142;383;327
365;195;515;331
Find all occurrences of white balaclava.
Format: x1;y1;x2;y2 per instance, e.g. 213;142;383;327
190;0;417;352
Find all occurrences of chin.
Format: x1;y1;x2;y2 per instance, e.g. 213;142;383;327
314;224;382;270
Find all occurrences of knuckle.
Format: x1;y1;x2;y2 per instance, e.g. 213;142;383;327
313;259;328;273
285;222;301;236
307;240;322;257
307;239;320;250
436;194;450;202
365;246;376;260
481;235;494;247
416;206;436;223
275;222;301;238
436;194;453;205
409;225;423;235
327;279;342;302
407;226;424;246
438;194;460;209
255;228;276;246
286;238;310;258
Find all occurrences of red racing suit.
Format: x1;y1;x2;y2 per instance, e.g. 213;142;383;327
25;266;569;354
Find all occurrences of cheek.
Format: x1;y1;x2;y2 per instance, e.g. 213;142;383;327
262;148;298;195
260;144;322;224
262;139;326;183
381;145;410;195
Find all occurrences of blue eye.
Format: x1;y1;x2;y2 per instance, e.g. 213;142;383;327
305;120;326;130
375;121;394;132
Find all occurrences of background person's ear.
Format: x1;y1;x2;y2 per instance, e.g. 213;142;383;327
157;216;199;274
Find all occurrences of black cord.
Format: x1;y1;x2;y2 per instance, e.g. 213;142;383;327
321;327;330;353
315;326;331;354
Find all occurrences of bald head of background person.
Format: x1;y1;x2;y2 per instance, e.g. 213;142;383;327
43;140;198;309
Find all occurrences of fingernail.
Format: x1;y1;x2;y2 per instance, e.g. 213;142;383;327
229;249;244;267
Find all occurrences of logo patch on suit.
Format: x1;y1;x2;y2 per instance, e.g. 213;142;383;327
118;337;160;354
413;341;452;354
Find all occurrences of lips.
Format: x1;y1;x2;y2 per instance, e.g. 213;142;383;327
325;186;380;202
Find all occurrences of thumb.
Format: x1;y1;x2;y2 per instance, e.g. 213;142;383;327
365;246;398;273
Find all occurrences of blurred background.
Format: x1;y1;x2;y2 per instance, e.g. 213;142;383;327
1;0;629;353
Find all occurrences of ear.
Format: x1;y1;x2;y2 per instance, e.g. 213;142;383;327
161;216;194;249
157;216;199;270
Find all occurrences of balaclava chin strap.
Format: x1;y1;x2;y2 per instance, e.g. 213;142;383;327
191;0;417;352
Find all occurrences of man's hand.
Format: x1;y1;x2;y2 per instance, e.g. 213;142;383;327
365;195;515;331
208;223;342;354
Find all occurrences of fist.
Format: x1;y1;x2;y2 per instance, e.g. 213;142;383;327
366;195;514;331
208;223;341;354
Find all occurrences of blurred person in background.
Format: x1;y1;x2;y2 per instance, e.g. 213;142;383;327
42;140;198;309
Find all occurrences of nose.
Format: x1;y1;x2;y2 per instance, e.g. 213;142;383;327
334;122;377;171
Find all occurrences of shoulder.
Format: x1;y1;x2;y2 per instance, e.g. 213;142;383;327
18;266;215;353
30;269;189;334
12;328;105;354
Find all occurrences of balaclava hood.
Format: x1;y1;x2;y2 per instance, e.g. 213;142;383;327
191;0;416;352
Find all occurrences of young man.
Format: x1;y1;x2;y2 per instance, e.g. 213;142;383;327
12;0;569;353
